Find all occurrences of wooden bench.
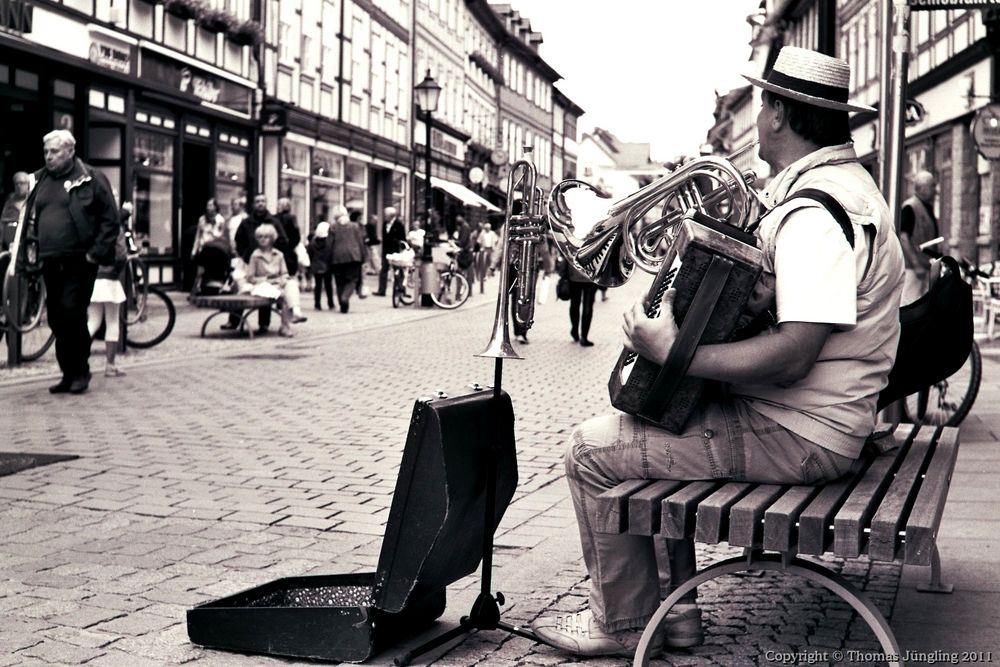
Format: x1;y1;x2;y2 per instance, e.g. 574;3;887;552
595;423;960;667
192;294;278;339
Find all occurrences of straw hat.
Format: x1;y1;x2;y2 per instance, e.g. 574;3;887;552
743;46;874;113
314;222;330;238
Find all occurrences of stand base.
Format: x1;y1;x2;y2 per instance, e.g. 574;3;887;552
394;592;538;666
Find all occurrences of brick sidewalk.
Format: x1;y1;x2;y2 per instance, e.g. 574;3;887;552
0;274;992;665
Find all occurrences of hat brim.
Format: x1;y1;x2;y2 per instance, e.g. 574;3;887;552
743;74;875;113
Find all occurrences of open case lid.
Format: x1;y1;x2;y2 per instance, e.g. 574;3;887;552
374;387;518;613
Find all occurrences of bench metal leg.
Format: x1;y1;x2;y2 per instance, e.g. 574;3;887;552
915;544;954;594
200;310;230;338
634;552;902;667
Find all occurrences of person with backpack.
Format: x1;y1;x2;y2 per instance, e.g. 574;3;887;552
531;47;905;659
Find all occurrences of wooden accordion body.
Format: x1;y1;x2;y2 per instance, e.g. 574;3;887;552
608;211;763;433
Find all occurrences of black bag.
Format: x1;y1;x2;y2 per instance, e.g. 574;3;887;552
877;256;973;410
456;248;474;269
556;277;571;301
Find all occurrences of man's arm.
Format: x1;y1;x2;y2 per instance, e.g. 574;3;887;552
623;290;833;385
898;204;929;276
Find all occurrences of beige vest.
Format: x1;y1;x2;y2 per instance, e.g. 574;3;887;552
899;195;938;269
731;144;905;459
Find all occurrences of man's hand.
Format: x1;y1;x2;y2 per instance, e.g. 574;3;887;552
623;288;677;364
85;253;99;265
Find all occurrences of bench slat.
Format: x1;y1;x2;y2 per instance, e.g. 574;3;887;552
695;483;753;544
763;486;820;554
628;480;686;535
660;481;720;539
728;484;786;548
833;451;904;558
905;427;960;566
798;469;865;555
596;480;652;534
868;428;935;561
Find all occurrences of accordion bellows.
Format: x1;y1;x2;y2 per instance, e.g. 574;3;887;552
609;212;763;433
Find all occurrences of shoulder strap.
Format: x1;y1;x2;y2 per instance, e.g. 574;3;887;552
785;188;854;248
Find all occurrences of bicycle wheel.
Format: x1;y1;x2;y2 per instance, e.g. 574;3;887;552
431;271;470;309
393;268;414;307
20;306;54;361
124;259;149;326
904;341;982;427
125;286;175;348
3;271;46;333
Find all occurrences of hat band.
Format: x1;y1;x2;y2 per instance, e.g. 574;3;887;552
767;70;849;104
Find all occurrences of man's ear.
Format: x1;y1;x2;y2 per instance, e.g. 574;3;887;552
769;98;786;131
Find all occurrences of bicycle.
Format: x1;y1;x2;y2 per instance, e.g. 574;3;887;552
1;243;55;363
120;219;176;348
387;242;470;309
902;241;982;426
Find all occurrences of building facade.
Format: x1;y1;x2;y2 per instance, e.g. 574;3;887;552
1;0;587;287
706;0;1000;264
1;0;259;285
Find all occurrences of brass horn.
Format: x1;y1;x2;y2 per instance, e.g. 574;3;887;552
546;154;761;287
478;148;546;360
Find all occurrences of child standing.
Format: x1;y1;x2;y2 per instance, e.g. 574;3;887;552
246;223;295;337
308;221;334;310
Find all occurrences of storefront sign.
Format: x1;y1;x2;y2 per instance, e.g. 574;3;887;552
260;106;287;135
0;0;33;34
431;128;461;158
141;49;252;116
909;0;1000;8
972;103;1000;160
88;32;134;75
904;99;926;126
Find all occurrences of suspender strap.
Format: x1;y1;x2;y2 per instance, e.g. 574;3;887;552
785;188;855;248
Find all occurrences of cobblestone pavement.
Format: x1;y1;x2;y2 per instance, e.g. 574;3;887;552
0;274;962;666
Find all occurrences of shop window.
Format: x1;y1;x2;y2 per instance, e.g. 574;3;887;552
63;0;92;12
311;181;342;228
281;141;310;228
346;159;366;186
14;69;38;91
133;130;175;254
53;80;75;100
216;148;247;219
313;149;343;180
0;65;8;83
89;127;121;161
392;171;406;215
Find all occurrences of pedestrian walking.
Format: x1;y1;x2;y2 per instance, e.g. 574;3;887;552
558;256;598;346
190;198;229;298
308;221;334;310
1;171;30;250
87;205;130;378
898;170;939;305
364;213;380;277
329;211;368;313
531;46;904;659
475;221;497;292
350;209;369;298
536;235;557;305
21;130;120;394
453;214;477;294
375;206;406;296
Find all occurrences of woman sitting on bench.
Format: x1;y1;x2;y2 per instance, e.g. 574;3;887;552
531;47;905;659
245;223;295;338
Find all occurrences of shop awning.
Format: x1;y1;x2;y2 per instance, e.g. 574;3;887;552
430;176;501;212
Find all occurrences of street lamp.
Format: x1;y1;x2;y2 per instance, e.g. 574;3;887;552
414;70;442;305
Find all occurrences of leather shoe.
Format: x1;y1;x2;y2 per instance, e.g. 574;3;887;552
292;315;308;324
372;292;386;297
69;373;92;394
49;378;72;394
220;321;238;331
580;338;595;347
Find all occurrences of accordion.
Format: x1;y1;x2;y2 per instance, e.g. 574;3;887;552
608;210;763;433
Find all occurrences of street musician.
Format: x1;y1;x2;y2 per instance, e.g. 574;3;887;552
532;47;905;658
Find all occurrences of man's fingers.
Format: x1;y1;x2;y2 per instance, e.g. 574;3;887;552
660;287;676;314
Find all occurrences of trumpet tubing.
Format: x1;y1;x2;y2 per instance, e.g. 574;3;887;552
478;153;544;360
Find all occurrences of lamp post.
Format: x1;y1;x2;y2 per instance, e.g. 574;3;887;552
414;70;442;306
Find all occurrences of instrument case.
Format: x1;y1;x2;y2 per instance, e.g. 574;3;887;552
187;386;518;663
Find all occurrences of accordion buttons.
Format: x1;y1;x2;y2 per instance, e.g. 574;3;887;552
703;429;714;439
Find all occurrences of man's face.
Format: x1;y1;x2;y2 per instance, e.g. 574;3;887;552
253;195;268;212
13;176;30;197
755;99;775;167
915;179;936;202
43;139;74;174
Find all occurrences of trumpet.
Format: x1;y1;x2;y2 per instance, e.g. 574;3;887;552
478;148;546;360
546;153;761;287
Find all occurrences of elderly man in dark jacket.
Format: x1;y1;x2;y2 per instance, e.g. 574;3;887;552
20;130;120;394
